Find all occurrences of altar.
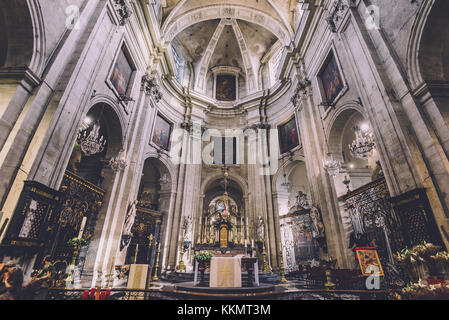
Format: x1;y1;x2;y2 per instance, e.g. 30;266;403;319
210;257;242;288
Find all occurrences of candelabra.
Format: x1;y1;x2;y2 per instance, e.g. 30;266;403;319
77;121;106;156
176;238;186;271
279;249;287;283
152;244;161;281
262;241;271;272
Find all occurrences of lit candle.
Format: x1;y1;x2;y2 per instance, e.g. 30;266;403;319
78;217;87;240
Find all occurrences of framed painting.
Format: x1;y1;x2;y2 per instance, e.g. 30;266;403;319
355;247;385;277
110;47;134;96
320;53;344;105
216;74;236;101
278;116;300;154
152;114;172;151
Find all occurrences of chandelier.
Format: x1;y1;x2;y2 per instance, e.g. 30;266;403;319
77;121;106;156
109;149;127;172
349;125;375;159
323;153;341;177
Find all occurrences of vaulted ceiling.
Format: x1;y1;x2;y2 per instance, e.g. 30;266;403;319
160;0;297;96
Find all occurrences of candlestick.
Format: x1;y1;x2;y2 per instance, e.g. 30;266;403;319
78;217;87;240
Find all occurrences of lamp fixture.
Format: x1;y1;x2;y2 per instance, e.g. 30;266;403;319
349;124;375;159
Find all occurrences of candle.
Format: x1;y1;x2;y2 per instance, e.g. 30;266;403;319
78;217;87;240
252;240;254;248
244;239;247;248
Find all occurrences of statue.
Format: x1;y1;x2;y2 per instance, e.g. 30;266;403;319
310;206;325;239
257;216;265;241
295;191;311;210
123;200;138;236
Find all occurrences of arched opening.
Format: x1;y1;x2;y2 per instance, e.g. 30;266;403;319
120;157;171;281
198;177;246;254
276;160;325;272
68;103;123;186
328;107;381;195
417;1;449;129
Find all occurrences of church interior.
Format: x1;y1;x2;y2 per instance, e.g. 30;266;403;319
0;0;449;301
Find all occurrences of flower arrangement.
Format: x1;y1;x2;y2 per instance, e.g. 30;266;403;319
411;242;441;260
430;251;449;262
194;251;214;262
394;248;422;265
67;237;88;248
401;280;449;300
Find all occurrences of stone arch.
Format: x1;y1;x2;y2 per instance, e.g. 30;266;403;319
200;171;248;197
326;104;368;164
407;0;449;89
0;0;46;75
142;152;177;194
162;4;291;46
87;95;126;156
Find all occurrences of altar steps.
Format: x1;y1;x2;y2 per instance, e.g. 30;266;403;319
161;271;281;285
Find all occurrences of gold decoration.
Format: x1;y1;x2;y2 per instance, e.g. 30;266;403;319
176;238;186;271
262;241;271;272
153;244;161;281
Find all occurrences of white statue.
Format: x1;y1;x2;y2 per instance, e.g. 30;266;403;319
123;199;138;236
257;216;265;241
310;206;325;238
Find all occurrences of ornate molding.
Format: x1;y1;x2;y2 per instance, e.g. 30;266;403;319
141;73;163;103
291;78;312;108
114;0;133;26
326;0;356;33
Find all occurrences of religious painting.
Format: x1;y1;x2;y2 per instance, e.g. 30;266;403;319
278;116;300;154
110;47;133;96
320;53;344;105
152;114;172;150
355;247;385;277
216;74;236;101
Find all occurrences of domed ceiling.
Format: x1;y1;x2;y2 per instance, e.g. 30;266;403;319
160;0;298;97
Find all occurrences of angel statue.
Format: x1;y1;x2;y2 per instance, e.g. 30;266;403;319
257;216;265;241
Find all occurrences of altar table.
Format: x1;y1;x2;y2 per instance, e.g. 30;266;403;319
210;257;242;288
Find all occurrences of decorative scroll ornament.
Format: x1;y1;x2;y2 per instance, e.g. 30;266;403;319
77;121;106;156
349;125;375;159
324;152;342;177
326;0;355;33
142;73;163;103
114;0;133;26
109;149;127;172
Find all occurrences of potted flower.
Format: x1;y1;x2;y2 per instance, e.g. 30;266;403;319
394;247;425;283
194;251;213;287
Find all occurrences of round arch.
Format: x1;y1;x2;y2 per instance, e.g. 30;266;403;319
162;4;291;46
326;104;368;163
0;0;46;75
407;0;449;89
142;152;177;194
200;171;248;197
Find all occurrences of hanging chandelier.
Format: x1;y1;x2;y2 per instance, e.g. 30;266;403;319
349;125;375;159
109;149;127;172
281;156;291;189
77;121;107;156
323;153;341;177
